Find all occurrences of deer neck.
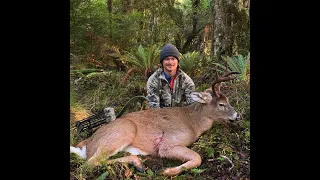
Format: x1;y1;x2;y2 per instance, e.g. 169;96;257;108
184;103;215;137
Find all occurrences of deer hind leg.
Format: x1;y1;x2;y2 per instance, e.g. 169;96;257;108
86;142;133;167
158;145;202;176
107;155;146;172
87;147;105;167
86;131;139;167
86;139;136;167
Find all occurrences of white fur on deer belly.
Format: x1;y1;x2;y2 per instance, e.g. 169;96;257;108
123;146;149;155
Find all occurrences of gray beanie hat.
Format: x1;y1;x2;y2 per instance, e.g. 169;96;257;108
160;44;180;64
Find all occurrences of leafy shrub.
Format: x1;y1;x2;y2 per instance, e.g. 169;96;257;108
124;44;160;78
180;51;201;77
218;52;250;84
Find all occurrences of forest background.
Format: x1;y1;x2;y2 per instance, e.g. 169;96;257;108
70;0;250;179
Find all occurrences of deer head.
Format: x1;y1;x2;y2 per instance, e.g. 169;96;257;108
193;63;241;122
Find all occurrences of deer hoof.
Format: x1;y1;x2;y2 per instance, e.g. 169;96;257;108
135;164;147;172
161;167;182;176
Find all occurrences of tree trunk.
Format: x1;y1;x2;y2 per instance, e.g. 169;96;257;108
212;0;225;60
122;0;132;14
107;0;112;13
175;34;182;50
224;4;234;56
181;0;200;53
211;0;241;60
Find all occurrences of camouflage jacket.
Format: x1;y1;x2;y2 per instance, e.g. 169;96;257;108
146;68;195;108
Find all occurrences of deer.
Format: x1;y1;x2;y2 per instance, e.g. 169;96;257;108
70;65;241;176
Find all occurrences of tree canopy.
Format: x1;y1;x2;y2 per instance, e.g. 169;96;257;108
70;0;249;60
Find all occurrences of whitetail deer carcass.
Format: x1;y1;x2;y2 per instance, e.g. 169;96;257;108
70;66;240;176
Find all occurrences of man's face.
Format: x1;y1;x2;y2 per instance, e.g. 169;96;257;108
162;56;178;73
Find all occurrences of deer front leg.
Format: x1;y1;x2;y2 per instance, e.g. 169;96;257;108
87;148;146;172
158;146;202;176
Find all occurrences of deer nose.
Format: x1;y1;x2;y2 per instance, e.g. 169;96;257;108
236;113;241;121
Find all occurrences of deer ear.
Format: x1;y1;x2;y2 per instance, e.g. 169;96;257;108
190;92;212;104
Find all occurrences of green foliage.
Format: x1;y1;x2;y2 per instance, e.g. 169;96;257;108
125;44;160;74
70;54;90;70
190;168;206;174
146;169;154;177
205;147;215;158
71;68;103;74
244;52;250;84
70;0;249;63
180;51;201;77
70;128;77;147
190;55;219;87
70;0;97;54
217;156;225;161
196;83;210;92
245;130;250;143
211;52;250;84
96;171;109;180
107;10;146;50
70;91;77;108
70;70;146;113
70;155;95;180
173;0;212;53
221;55;245;74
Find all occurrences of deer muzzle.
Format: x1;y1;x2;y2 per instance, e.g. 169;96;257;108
229;112;241;121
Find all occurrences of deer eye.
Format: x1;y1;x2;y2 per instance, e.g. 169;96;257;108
219;103;225;107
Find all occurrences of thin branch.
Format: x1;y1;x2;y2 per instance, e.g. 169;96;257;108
220;155;234;171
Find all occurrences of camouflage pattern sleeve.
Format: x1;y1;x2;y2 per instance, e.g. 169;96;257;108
183;73;196;105
146;73;161;108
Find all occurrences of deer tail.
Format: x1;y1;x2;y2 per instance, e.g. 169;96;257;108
70;145;87;159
